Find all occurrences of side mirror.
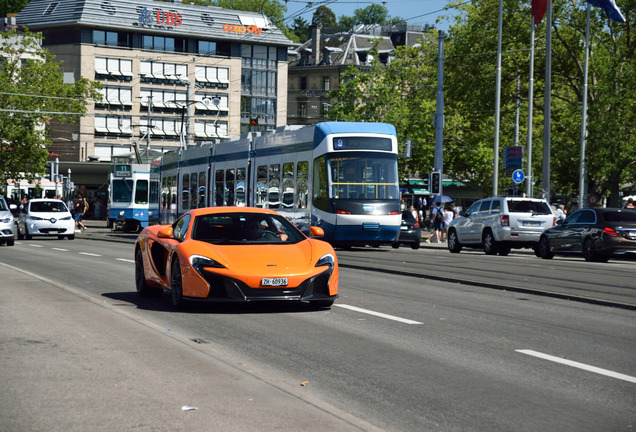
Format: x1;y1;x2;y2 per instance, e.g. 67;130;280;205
309;226;325;237
158;226;174;238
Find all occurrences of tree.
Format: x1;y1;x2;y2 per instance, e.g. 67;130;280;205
0;0;29;17
354;4;390;26
290;16;309;43
312;6;338;34
0;29;101;185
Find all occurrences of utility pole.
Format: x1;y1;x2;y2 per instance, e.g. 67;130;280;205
147;96;152;149
434;30;445;196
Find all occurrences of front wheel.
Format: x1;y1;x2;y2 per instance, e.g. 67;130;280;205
482;231;498;255
7;238;14;246
411;239;420;250
136;249;162;297
25;226;32;241
538;236;554;259
392;242;400;249
171;259;185;309
447;230;462;253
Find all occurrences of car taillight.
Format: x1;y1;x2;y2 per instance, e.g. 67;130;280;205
414;222;419;229
336;209;351;215
552;217;556;226
389;210;400;215
604;227;619;236
500;215;509;226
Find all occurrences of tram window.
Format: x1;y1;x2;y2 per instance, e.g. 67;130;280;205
236;168;246;206
134;180;149;204
190;173;198;210
198;172;206;208
296;161;308;209
182;174;190;210
150;180;159;204
225;168;235;206
162;177;168;210
282;162;294;208
312;156;329;211
170;176;177;209
215;169;224;206
112;179;133;203
268;164;280;209
256;165;267;208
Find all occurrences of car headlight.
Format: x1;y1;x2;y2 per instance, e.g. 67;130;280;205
190;255;225;274
30;215;45;221
60;216;72;221
0;217;12;223
315;253;335;269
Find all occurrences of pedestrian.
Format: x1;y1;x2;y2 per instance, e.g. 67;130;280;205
410;205;418;222
624;197;635;209
73;195;87;231
426;201;445;243
555;204;566;222
442;203;454;241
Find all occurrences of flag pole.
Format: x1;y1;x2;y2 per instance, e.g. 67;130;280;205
527;17;535;197
541;0;552;202
579;4;591;209
493;0;503;196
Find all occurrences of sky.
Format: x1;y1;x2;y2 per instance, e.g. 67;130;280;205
282;0;459;31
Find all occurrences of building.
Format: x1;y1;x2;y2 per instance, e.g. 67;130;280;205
287;24;426;126
15;0;292;164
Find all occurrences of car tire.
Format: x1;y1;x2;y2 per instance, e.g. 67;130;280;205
392;242;400;249
538;236;554;259
582;238;608;262
68;234;75;240
17;227;24;240
58;235;65;240
136;249;162;297
171;259;185;309
25;226;32;241
482;231;498;255
498;245;511;256
411;239;420;250
7;238;14;246
447;229;462;253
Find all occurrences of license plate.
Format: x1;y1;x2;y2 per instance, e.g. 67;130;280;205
522;221;540;227
261;277;288;286
400;226;408;230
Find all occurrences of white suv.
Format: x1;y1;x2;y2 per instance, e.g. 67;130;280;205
447;197;555;255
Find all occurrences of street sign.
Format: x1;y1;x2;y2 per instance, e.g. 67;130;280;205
512;169;525;184
114;164;132;177
503;146;523;169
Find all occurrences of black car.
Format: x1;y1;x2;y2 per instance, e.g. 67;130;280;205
392;210;421;250
537;208;636;262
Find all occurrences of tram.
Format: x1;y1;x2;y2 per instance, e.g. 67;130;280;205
160;122;401;247
109;162;160;232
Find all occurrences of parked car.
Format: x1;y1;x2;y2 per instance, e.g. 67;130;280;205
392;210;421;249
537;207;636;262
134;207;339;309
447;197;555;255
0;196;16;246
16;198;75;240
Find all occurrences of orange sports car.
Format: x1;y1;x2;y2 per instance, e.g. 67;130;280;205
134;207;339;309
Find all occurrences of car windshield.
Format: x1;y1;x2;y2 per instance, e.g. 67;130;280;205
602;210;636;223
0;197;7;211
506;200;552;215
30;201;68;213
192;213;305;245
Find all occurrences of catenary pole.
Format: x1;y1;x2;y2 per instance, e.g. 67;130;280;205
527;18;535;197
434;30;445;196
493;0;503;196
579;4;591;209
542;0;552;202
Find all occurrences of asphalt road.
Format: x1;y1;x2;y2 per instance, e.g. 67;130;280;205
1;226;635;431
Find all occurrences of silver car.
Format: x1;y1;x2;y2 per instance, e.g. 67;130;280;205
17;198;75;240
0;196;16;246
447;197;555;255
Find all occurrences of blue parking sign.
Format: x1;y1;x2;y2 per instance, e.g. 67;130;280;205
512;169;525;184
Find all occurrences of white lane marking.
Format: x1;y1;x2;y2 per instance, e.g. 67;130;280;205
51;248;69;252
335;304;423;325
79;252;101;257
116;258;135;263
29;244;44;248
516;349;636;384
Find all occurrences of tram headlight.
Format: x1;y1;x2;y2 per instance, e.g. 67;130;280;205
119;211;125;217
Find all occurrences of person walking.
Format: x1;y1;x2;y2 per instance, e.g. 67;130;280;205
426;202;445;243
73;195;87;231
442;203;455;241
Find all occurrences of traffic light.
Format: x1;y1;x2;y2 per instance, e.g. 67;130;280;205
430;171;441;194
48;162;55;182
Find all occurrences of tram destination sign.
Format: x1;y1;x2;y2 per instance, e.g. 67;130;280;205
333;137;392;151
114;164;132;177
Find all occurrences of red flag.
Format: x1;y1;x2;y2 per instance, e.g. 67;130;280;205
531;0;553;25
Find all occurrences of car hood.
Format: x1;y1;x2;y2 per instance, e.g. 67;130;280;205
191;239;319;274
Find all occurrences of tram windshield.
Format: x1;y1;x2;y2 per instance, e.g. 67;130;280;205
328;152;398;200
112;179;133;203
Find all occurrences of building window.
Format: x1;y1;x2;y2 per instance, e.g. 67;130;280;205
300;76;307;90
323;76;330;91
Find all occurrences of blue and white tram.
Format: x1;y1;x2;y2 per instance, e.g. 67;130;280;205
109;163;160;232
160;122;401;246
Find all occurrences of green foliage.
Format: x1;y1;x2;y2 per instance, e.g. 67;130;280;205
0;0;29;17
0;29;101;185
312;6;338;34
290;16;309;43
